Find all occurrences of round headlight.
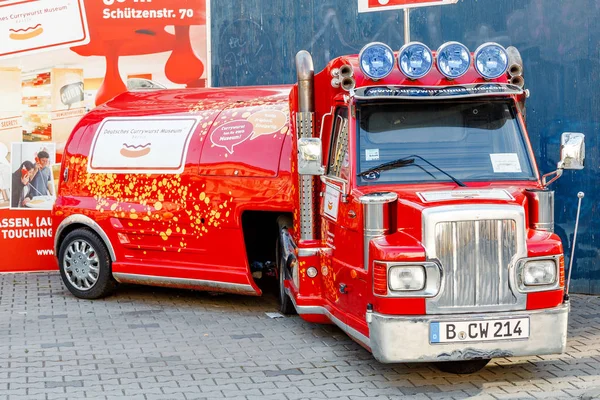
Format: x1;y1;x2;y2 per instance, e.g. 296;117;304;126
436;41;471;79
307;266;318;278
398;42;433;79
474;42;509;79
359;42;395;80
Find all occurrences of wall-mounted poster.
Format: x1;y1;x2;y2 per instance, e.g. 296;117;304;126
0;0;210;272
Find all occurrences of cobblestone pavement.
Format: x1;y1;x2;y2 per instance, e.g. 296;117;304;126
1;272;600;400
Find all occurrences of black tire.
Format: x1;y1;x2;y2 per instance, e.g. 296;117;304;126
276;238;296;315
436;359;491;374
58;228;117;300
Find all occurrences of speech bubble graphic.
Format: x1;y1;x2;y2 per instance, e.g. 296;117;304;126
248;110;287;140
210;120;254;154
60;82;84;109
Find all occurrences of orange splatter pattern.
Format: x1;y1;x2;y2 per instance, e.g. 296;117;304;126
70;155;234;252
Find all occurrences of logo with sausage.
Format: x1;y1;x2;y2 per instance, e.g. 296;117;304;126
9;24;44;40
120;143;151;158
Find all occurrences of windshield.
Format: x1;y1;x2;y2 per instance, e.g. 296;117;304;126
357;100;536;185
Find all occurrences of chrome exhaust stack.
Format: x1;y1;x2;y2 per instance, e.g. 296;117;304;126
295;50;316;240
359;193;398;270
526;189;555;232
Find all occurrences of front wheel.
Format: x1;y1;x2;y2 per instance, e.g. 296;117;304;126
59;228;117;300
436;359;491;374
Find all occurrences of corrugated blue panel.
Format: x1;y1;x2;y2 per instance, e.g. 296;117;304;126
211;0;600;294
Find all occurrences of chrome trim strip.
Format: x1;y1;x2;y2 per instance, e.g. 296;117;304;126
298;248;329;257
54;214;117;262
375;301;568;322
113;273;258;295
288;289;371;349
417;189;514;203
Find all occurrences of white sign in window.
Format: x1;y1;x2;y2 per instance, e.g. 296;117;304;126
365;148;380;161
490;153;522;173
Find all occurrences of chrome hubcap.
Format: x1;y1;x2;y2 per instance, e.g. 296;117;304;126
63;240;100;291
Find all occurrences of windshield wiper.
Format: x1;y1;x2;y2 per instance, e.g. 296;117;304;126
358;154;466;187
358;157;436;180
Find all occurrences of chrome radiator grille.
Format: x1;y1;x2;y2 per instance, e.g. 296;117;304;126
434;219;518;309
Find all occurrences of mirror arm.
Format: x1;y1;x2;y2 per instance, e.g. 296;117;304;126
542;168;563;188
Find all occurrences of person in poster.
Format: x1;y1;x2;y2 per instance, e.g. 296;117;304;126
10;143;57;210
30;150;54;198
10;160;35;208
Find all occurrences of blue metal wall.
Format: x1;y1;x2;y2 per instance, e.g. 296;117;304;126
210;0;599;294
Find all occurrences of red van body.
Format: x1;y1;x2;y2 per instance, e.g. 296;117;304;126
53;44;573;372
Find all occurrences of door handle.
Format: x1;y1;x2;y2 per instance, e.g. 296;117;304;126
339;283;348;294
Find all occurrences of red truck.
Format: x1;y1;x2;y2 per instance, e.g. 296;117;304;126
53;40;585;373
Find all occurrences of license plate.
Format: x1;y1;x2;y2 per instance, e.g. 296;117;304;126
430;317;530;344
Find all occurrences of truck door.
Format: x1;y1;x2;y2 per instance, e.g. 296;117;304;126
320;107;368;336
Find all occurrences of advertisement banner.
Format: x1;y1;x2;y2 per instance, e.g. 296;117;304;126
358;0;458;13
0;0;209;272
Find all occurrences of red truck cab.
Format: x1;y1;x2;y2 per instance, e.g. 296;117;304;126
53;41;585;373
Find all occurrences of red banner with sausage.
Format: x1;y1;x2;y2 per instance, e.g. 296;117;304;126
0;0;208;272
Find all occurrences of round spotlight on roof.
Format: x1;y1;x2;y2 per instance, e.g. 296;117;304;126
398;42;433;80
474;42;509;80
436;41;471;79
359;42;395;80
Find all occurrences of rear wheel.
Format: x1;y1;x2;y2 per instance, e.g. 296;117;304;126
59;228;117;299
276;238;296;315
436;359;491;374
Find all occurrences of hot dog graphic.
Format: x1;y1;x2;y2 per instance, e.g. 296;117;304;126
9;24;44;40
120;143;151;158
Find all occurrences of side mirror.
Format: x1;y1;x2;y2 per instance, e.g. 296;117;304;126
298;138;324;175
559;132;585;170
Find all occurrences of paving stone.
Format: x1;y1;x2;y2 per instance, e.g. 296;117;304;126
0;272;599;399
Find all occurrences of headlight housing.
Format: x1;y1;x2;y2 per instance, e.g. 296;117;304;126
522;260;557;286
375;261;441;297
516;257;561;292
389;266;426;291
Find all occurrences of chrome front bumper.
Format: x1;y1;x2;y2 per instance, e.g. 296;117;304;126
368;303;569;363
